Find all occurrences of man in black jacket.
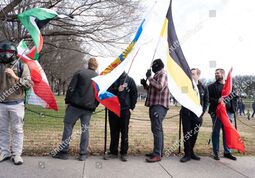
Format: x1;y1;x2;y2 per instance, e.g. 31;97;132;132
208;68;237;161
104;72;138;162
52;58;99;161
180;68;209;162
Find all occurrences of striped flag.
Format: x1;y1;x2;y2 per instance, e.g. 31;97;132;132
92;20;145;117
18;8;68;59
17;40;58;111
92;0;171;116
156;0;202;117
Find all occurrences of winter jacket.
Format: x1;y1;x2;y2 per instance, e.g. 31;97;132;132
0;61;32;103
65;68;99;111
108;73;138;111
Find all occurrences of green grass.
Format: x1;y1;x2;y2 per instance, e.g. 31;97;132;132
22;99;255;156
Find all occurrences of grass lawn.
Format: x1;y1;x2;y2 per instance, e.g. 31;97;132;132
22;96;255;156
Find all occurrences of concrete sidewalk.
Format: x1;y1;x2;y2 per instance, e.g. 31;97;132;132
0;156;254;178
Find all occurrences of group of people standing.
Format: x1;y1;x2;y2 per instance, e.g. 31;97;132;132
51;58;238;163
0;40;238;165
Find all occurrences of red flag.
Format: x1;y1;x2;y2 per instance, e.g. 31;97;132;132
216;68;245;153
221;68;233;97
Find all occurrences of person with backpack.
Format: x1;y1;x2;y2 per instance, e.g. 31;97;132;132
0;40;32;165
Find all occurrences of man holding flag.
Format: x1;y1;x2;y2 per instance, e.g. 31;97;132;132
0;40;33;165
208;68;237;161
141;59;170;163
104;72;138;162
180;68;208;163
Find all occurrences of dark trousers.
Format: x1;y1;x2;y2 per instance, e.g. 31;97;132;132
108;109;130;155
149;105;168;157
181;109;202;157
61;105;92;155
252;110;255;118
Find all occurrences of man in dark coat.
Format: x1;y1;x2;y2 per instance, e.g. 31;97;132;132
52;58;99;161
104;72;138;162
180;68;209;162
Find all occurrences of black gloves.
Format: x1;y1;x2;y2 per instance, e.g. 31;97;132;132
140;78;147;86
146;69;152;78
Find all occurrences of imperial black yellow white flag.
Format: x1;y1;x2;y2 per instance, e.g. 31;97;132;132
157;0;202;117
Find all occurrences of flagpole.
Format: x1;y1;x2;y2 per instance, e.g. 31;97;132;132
208;115;218;145
104;108;108;156
178;110;182;154
234;111;238;130
11;41;33;70
123;47;141;84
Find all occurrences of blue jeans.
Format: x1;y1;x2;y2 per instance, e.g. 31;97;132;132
211;112;233;155
149;105;168;156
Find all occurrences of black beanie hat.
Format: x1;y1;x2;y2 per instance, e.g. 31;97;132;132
152;58;164;73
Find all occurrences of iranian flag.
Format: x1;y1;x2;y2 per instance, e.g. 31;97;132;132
18;8;68;59
17;40;58;111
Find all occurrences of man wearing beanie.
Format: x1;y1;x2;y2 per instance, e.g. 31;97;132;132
52;58;99;161
141;58;170;163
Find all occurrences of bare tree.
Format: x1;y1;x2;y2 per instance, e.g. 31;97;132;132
0;0;143;95
0;0;142;54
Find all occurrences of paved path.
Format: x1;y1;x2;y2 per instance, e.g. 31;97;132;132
0;156;254;178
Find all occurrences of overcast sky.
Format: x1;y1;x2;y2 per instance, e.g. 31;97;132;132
98;0;255;84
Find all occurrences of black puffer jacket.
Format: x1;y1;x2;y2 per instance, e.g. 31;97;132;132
108;72;138;111
65;69;99;111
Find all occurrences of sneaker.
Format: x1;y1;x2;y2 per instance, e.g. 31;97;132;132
120;154;128;162
0;153;11;162
11;155;23;165
224;153;237;161
213;154;220;160
191;153;201;160
180;156;191;163
146;156;161;163
78;154;88;161
52;152;68;160
103;153;118;160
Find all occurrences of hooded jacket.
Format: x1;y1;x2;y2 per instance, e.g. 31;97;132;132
108;72;138;111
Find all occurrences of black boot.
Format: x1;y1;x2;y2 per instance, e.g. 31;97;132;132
180;155;191;163
191;152;201;160
224;153;237;160
213;153;220;160
52;151;68;160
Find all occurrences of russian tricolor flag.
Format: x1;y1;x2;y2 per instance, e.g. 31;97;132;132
92;0;171;117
